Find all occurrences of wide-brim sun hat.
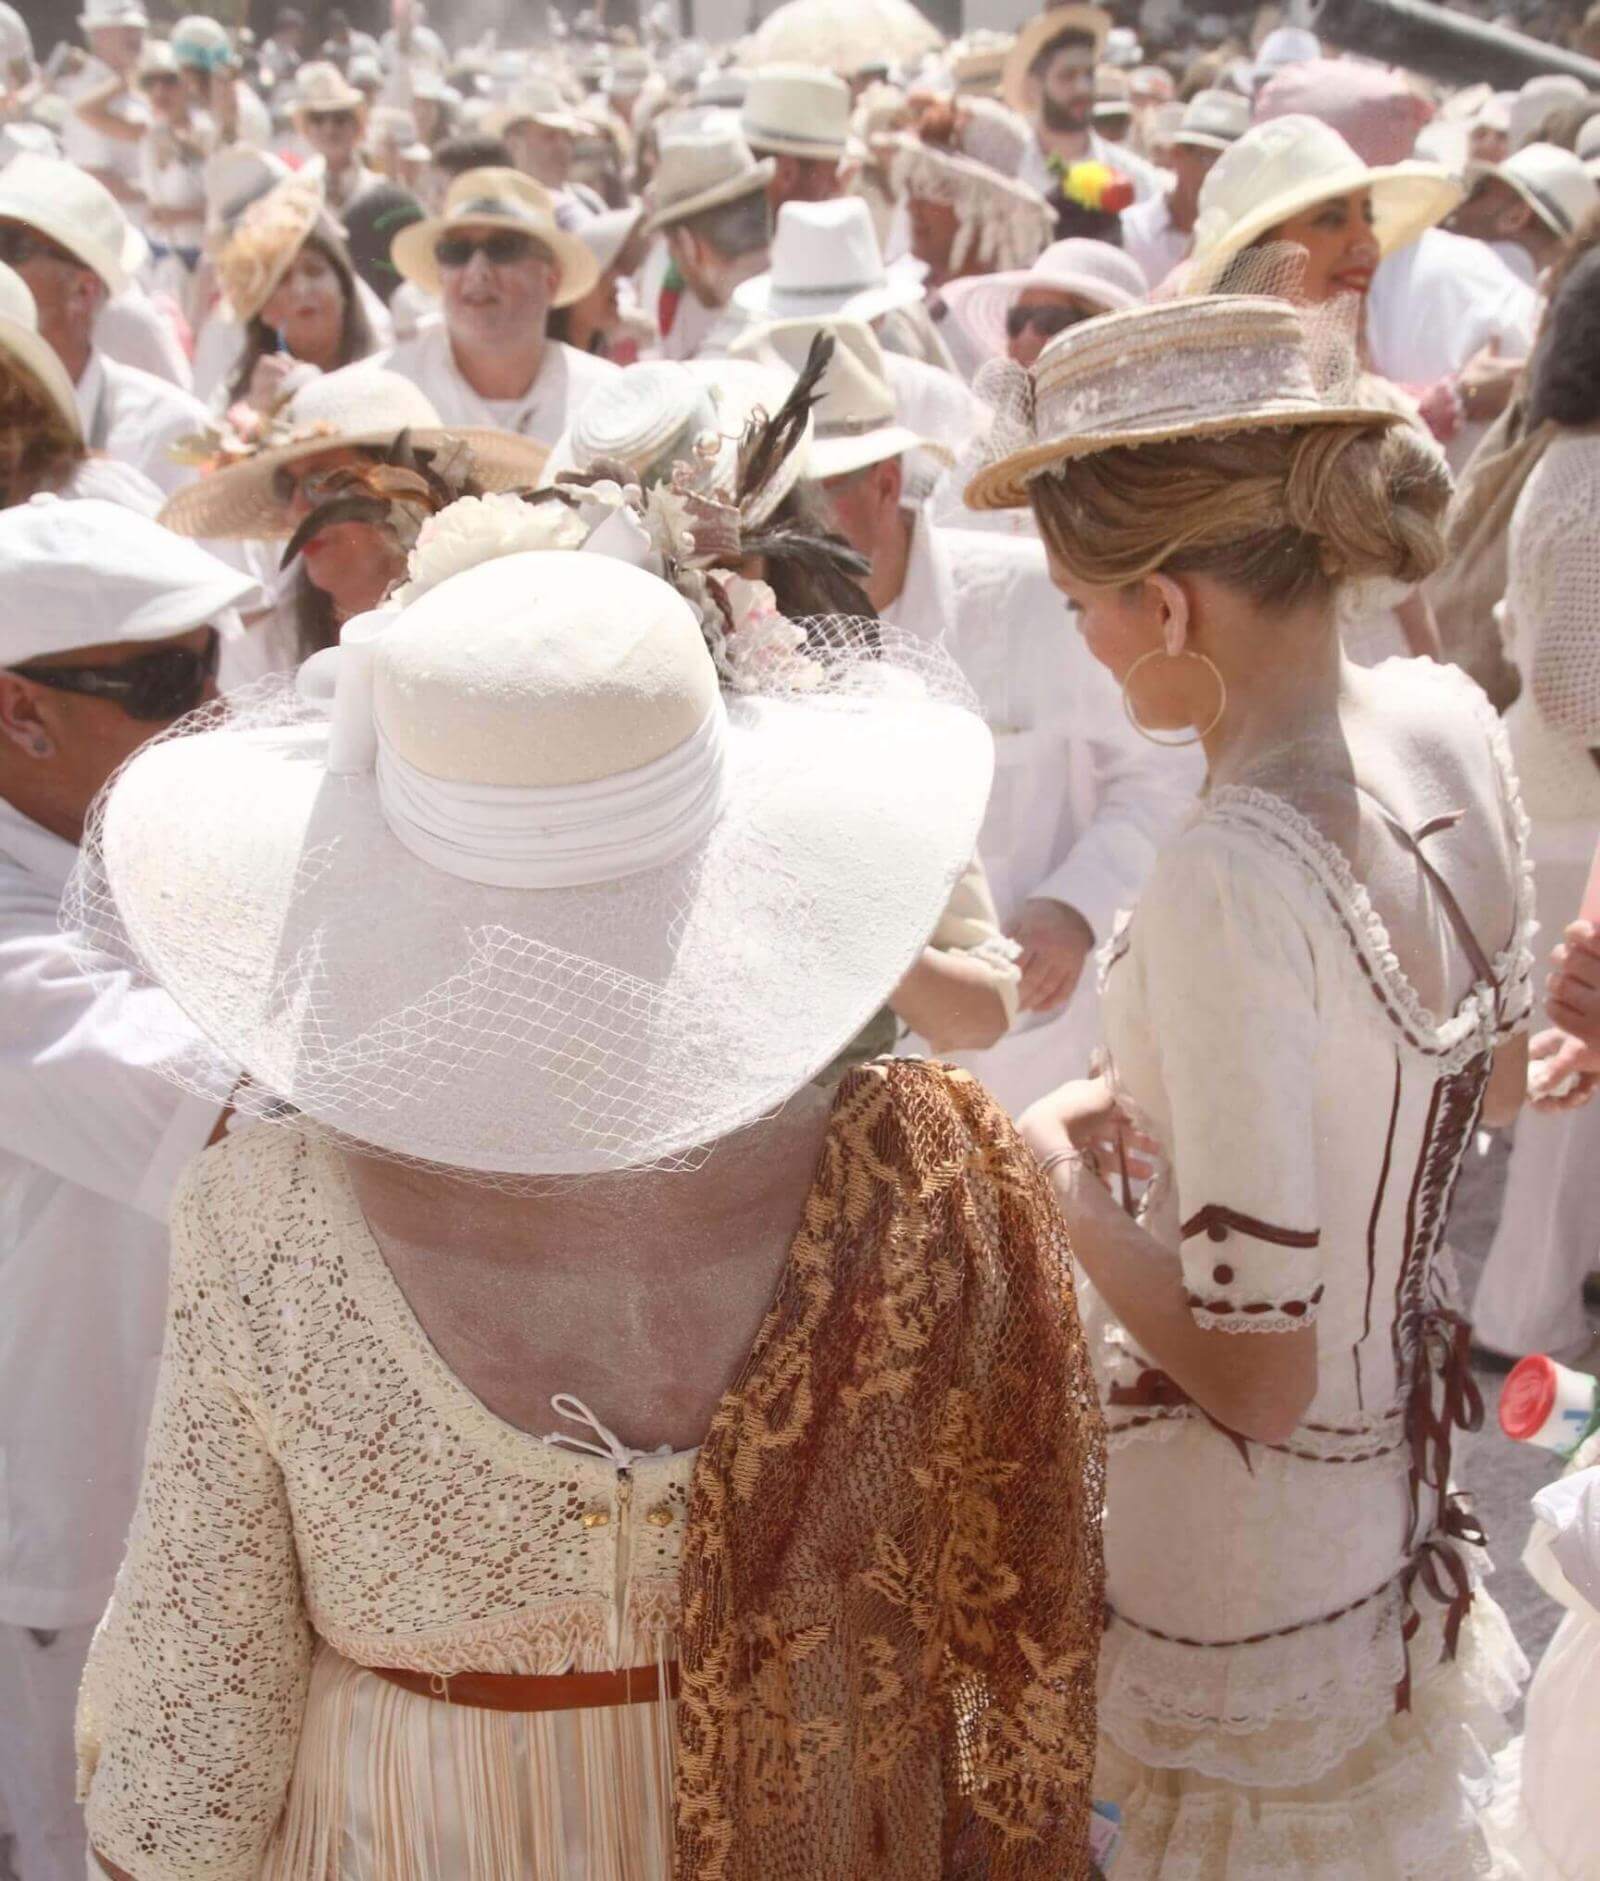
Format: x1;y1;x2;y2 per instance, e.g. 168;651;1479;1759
392;165;599;306
74;550;992;1177
159;365;549;541
0;261;83;441
965;294;1405;511
1001;5;1111;116
938;237;1147;365
1185;113;1461;292
0;152;147;295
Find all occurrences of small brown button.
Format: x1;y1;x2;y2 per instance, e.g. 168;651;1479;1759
646;1504;674;1528
580;1505;611;1529
1206;1221;1229;1243
1212;1264;1234;1285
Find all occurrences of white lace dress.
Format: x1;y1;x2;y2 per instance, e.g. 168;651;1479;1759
1088;660;1535;1878
77;1128;691;1879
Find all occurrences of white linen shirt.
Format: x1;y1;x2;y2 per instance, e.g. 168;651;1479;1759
1019;127;1164;203
0;798;220;1628
379;322;619;444
75;350;209;499
1120;190;1190;290
884;518;1200;1109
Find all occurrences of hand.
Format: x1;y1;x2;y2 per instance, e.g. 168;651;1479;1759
245;352;315;415
1020;1075;1162;1207
1009;899;1094;1015
1528;1027;1600;1111
1547;921;1600;1050
1457;339;1522;425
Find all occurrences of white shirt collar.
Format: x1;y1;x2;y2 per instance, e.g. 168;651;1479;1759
0;796;77;894
883;512;954;643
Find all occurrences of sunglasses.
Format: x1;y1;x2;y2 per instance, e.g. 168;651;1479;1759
11;630;220;723
1005;303;1091;342
306;108;359;130
435;230;537;270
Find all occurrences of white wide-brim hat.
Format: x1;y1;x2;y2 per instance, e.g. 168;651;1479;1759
938;237;1146;365
392;165;599;306
966;295;1404;510
80;552;991;1176
0;152;147;295
160;366;550;541
1186;114;1461;291
0;261;82;441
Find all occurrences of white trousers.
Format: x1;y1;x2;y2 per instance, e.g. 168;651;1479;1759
0;1621;92;1881
1474;837;1600;1360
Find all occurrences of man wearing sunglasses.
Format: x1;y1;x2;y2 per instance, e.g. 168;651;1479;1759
381;166;617;446
0;498;252;1881
290;62;378;214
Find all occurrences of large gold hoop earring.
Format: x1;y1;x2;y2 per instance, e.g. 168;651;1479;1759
1121;648;1227;749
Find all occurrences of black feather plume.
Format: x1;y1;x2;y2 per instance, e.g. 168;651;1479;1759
735;331;834;514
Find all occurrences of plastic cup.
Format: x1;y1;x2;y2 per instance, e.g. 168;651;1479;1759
1500;1353;1598;1452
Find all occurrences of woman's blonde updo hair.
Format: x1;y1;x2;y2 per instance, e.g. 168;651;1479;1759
1028;419;1449;610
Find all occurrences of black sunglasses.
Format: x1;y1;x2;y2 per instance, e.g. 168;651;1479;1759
1006;302;1091;341
11;630;220;722
435;230;537;270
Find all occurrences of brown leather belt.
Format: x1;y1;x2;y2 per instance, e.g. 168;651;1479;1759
369;1661;680;1712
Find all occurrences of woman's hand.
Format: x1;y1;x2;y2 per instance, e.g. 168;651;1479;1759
1529;1027;1600;1111
245;353;317;416
1020;1076;1161;1209
1547;921;1600;1050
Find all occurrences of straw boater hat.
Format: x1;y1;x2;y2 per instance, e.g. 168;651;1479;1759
646;113;775;232
733;317;948;481
965;295;1404;511
1467;142;1600;240
213;173;341;324
732;196;923;324
77;548;991;1176
291;61;367;126
739;65;851;160
1185;114;1461;292
0;262;83;440
1002;5;1111;116
0;153;148;294
949;31;1015;98
484;75;590;141
938;237;1146;364
159;366;550;541
391;167;598;305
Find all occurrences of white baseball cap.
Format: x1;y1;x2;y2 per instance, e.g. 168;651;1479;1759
0;498;255;664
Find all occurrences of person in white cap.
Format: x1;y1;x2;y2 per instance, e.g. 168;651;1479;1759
60;0;149;209
0;497;252;1881
768;315;1194;1113
1119;88;1249;289
740;64;851;212
1448;141;1600;287
0;155;207;498
647;110;775;361
381;167;617;443
1002;4;1163;203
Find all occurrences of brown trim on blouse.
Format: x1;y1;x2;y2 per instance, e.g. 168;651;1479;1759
1355;1051;1404;1410
1180;1204;1320;1248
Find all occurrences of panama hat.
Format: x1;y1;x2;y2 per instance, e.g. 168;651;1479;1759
965;295;1404;511
1172;87;1250;151
1468;142;1600;240
733;316;948;481
0;153;147;294
1002;5;1111;116
740;65;852;160
1186;114;1461;291
732;196;923;324
484;76;589;140
646;111;775;231
80;549;992;1176
291;60;367;124
0;262;82;441
392;167;598;305
938;237;1146;365
158;366;549;542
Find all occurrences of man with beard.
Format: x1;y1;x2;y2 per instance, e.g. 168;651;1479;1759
1001;5;1162;203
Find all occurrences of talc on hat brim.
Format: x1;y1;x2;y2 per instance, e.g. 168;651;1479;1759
1002;6;1112;115
392;196;599;306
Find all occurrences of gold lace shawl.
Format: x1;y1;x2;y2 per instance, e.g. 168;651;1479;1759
675;1058;1106;1878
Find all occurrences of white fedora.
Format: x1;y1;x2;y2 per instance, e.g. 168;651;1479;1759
1469;141;1600;240
734;316;946;481
80;550;991;1176
291;61;367;124
732;196;923;324
0;262;82;441
392;167;598;305
484;76;589;141
159;365;550;542
939;237;1147;365
0;153;147;294
1172;87;1251;151
646;111;775;232
1187;114;1461;290
740;65;852;161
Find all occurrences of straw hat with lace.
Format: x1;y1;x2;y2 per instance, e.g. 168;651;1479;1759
391;167;598;305
1002;5;1111;116
965;295;1405;511
158;365;549;542
1185;114;1461;292
213;173;342;324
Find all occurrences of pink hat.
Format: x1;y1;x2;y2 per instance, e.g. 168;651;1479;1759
939;237;1146;365
1254;59;1433;168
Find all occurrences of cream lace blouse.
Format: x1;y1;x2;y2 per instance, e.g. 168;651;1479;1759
77;1126;693;1878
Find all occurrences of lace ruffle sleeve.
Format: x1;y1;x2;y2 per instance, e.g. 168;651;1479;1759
1138;830;1324;1334
77;1156;313;1878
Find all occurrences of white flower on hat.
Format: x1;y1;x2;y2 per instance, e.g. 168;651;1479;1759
396;492;587;605
709;575;821;695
